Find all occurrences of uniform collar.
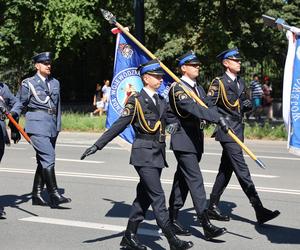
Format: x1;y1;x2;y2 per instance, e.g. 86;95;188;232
143;87;157;99
225;71;237;82
181;75;197;88
37;72;47;82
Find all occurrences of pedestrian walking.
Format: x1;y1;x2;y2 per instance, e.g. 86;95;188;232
206;48;280;225
168;51;228;240
81;59;193;250
0;82;21;218
12;52;71;208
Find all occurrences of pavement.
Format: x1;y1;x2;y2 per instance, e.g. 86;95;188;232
0;131;300;250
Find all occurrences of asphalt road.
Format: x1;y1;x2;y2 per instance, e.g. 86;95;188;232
0;132;300;250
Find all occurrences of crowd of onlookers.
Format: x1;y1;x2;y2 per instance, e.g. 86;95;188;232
90;79;111;117
246;74;274;122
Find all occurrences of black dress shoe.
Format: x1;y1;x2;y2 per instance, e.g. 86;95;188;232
207;205;230;221
0;207;6;219
32;195;47;206
120;232;147;250
199;211;227;240
255;207;280;225
163;225;193;250
171;220;192;236
49;193;72;208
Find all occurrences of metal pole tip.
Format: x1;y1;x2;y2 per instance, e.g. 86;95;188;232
100;8;116;24
255;158;266;169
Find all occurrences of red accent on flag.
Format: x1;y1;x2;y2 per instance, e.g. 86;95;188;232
111;28;122;35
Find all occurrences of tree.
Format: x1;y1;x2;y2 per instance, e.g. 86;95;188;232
1;0;300;100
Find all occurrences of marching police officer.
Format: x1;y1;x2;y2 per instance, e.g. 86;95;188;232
206;48;280;224
168;51;228;240
0;82;21;218
11;52;71;208
81;59;193;250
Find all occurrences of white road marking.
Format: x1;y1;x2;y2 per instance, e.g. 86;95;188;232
19;217;160;237
31;157;104;164
0;168;299;195
200;169;277;178
6;147;26;150
57;144;125;151
19;141;124;150
18;141;300;161
201;152;300;161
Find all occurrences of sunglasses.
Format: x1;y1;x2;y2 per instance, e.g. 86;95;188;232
185;63;200;67
227;58;241;63
40;61;51;66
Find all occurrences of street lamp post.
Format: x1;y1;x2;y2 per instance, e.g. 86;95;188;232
133;0;145;44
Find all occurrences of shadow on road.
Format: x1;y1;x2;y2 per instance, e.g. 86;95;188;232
100;197;228;243
0;187;71;214
103;197;157;221
255;224;300;244
96;198;299;245
219;200;300;244
0;192;37;216
83;231;165;250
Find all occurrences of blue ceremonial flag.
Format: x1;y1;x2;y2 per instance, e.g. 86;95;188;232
105;29;171;144
283;29;300;156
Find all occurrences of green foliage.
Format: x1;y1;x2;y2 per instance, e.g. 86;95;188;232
0;0;101;88
61;112;106;131
1;0;300;99
204;122;287;140
40;0;100;55
19;112;106;131
244;122;287;140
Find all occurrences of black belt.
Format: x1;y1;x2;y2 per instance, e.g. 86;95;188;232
224;115;243;123
136;133;166;143
28;108;57;115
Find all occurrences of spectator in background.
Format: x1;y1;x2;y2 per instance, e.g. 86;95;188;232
102;80;111;112
262;76;274;121
91;83;104;117
250;74;263;122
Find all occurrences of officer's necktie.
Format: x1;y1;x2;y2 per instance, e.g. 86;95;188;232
45;78;50;94
192;85;199;96
153;93;160;110
235;78;240;90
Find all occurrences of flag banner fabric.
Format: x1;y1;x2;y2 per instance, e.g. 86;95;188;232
106;31;171;144
283;30;300;156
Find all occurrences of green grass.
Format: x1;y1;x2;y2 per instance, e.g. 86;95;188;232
204;122;287;140
244;122;287;140
18;112;287;139
61;112;106;132
19;112;107;132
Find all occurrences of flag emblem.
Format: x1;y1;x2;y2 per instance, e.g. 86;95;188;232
119;44;133;59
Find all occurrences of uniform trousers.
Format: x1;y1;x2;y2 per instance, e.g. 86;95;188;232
29;134;57;169
0;132;4;162
169;151;207;216
129;166;169;229
211;141;257;199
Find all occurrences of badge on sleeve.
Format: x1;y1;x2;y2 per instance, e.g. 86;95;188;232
178;93;188;100
121;103;134;117
208;85;219;97
175;90;188;101
122;108;131;117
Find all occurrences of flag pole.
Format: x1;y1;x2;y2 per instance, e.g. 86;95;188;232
5;112;36;149
100;9;266;169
